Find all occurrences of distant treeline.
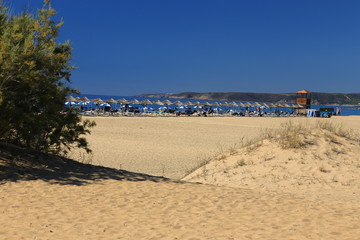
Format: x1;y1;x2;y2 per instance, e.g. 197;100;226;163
137;92;360;105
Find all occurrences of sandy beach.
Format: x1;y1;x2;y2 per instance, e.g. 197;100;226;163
1;116;360;239
72;116;360;179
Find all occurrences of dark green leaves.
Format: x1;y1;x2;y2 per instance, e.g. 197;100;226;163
0;0;95;155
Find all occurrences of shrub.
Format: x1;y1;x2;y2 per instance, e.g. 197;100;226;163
0;1;95;154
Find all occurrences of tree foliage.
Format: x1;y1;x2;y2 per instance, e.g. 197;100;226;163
0;1;95;154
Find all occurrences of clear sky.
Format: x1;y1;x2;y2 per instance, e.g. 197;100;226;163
4;0;360;96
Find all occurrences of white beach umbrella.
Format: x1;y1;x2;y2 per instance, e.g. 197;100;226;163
211;102;220;107
65;101;76;105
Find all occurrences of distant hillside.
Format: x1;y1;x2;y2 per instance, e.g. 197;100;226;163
137;92;360;105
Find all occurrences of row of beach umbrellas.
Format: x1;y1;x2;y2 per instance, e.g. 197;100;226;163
65;96;304;108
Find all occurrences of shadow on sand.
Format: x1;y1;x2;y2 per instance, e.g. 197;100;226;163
0;142;181;186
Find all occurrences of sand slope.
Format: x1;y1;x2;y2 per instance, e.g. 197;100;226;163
183;122;360;203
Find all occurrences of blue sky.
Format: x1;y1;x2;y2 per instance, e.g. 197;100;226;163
4;0;360;95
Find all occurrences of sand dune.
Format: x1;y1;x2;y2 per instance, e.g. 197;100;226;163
183;121;360;203
71;116;360;179
1;116;359;239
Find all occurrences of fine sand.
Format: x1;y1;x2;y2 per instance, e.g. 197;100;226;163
1;116;359;239
72;116;360;179
1;179;359;239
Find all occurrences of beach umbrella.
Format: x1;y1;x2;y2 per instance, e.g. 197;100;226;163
210;102;220;113
229;102;238;107
267;103;275;112
268;103;276;108
254;102;262;107
91;98;103;103
162;99;173;105
117;98;129;104
173;100;183;106
183;101;193;106
152;100;164;111
244;102;251;107
65;101;76;106
160;99;173;113
262;103;269;108
220;102;229;106
105;98;117;110
78;101;90;107
89;98;103;112
130;99;140;105
152;100;164;105
238;102;246;107
228;102;238;112
105;98;117;104
140;99;152;106
79;96;90;102
116;99;129;111
140;99;152;113
66;96;77;102
203;102;211;106
284;104;291;111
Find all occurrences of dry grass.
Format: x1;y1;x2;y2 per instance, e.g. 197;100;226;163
236;158;247;167
183;156;213;177
262;120;359;149
184;119;359;178
317;121;360;142
261;121;312;149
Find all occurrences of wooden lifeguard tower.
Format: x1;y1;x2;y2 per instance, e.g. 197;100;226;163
296;90;312;109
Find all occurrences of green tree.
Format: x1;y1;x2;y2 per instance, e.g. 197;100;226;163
0;0;95;154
